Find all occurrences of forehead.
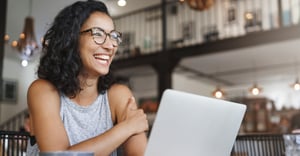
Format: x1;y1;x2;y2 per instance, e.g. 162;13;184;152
81;12;114;31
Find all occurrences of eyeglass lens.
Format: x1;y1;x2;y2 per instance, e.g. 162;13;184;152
92;28;122;46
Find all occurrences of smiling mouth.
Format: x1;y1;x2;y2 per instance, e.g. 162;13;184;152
94;54;110;65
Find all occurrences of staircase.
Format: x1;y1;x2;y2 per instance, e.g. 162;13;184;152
0;109;29;131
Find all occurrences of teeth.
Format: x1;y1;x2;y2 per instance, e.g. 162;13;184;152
98;60;108;64
94;54;109;60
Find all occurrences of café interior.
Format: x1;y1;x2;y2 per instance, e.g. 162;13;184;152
1;0;300;155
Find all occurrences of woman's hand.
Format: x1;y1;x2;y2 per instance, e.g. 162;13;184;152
121;97;149;135
108;84;148;156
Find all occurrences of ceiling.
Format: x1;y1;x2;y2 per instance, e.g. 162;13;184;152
5;0;300;93
178;38;300;86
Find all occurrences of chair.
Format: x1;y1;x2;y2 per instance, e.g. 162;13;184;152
0;130;30;156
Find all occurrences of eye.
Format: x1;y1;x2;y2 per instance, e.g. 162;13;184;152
92;29;105;37
110;31;120;40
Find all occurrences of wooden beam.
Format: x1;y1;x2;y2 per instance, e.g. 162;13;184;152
171;25;300;59
112;25;300;70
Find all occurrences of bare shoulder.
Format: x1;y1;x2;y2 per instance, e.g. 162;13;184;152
28;79;58;94
108;83;132;97
108;83;133;107
28;79;59;101
27;79;60;113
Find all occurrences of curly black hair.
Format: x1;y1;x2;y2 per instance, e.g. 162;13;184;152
38;0;115;98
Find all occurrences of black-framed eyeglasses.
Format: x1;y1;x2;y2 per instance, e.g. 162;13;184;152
80;27;122;47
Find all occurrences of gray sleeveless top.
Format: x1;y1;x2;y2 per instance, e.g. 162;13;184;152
26;91;118;156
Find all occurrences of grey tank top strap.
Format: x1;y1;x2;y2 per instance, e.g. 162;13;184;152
26;91;118;156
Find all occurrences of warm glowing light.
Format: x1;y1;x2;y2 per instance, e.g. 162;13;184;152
117;0;127;7
245;12;253;20
291;79;300;91
214;90;223;98
186;0;214;11
249;83;262;95
11;40;18;47
21;59;28;67
19;33;25;39
4;34;10;41
212;87;225;99
293;83;300;90
251;87;260;95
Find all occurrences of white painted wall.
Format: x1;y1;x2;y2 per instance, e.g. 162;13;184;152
0;56;38;123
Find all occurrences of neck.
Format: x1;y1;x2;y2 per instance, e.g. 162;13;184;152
73;74;99;106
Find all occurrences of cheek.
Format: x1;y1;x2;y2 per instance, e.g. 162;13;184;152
78;38;86;53
79;38;95;55
113;48;118;55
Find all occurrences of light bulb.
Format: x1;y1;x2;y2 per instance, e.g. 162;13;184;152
19;33;25;39
291;78;300;91
212;87;225;99
118;0;127;7
4;34;10;42
294;84;300;90
251;87;260;95
214;90;223;98
249;83;262;95
21;59;28;67
11;40;18;47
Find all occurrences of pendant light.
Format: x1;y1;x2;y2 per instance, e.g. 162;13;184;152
211;65;226;99
117;0;127;7
291;59;300;91
212;85;225;99
249;61;262;95
4;34;10;43
291;78;300;91
16;0;38;67
249;83;262;95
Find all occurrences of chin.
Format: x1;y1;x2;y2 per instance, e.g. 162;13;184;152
98;69;109;76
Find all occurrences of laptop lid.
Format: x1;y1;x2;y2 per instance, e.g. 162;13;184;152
144;89;246;156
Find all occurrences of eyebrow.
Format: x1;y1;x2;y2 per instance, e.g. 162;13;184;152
84;27;117;33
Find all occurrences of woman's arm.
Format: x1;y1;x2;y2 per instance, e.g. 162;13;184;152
27;79;70;151
108;84;148;156
28;80;148;156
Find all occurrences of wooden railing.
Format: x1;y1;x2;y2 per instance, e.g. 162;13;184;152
0;109;28;131
113;0;300;60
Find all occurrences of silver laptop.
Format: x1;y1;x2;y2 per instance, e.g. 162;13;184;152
144;89;246;156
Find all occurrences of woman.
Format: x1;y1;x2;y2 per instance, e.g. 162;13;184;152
26;1;148;156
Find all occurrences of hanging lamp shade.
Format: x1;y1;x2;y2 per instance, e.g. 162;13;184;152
17;17;38;60
186;0;214;11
